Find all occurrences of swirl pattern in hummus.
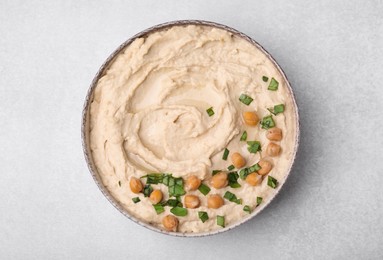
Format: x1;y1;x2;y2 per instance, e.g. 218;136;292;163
89;25;297;233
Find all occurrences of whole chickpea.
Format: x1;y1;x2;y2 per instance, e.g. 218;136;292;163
185;175;201;191
243;111;259;126
129;177;143;194
245;173;262;186
210;172;228;189
267;143;281;157
266;127;282;141
258;160;273;175
184;194;200;209
207;194;224;209
149;189;163;204
231;152;246;169
162;215;179;232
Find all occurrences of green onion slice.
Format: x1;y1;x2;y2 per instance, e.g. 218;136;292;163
143;184;153;197
239;163;261;179
153;204;165;214
243;205;251;213
198;211;209;223
267;104;285;115
267;176;278;189
212;170;221;176
256;197;263;206
222;148;229;160
224;191;242;204
262;76;269;82
240;131;247;141
268;78;279;91
198;183;211;196
206;107;214;117
239;94;253;105
247;141;261;153
132;197;140;204
217;215;225;227
227;165;235;171
228;171;241;188
170;207;188;217
260;115;275;129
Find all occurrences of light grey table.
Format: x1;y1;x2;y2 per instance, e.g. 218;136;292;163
1;1;382;259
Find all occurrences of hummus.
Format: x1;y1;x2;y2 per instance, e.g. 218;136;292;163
89;24;297;233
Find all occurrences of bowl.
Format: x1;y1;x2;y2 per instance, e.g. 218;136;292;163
81;20;300;237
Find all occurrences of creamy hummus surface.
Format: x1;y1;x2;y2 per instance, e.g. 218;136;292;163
89;25;297;233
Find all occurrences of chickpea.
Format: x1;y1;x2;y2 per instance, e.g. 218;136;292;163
267;142;281;157
185;175;201;191
258;160;272;175
149;189;163;204
184;194;200;209
162;215;179;232
266;127;282;141
245;173;262;186
231;152;246;169
243;111;259;126
207;194;224;209
129;177;143;193
210;172;228;189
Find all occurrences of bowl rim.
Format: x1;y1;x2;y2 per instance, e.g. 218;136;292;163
81;19;300;237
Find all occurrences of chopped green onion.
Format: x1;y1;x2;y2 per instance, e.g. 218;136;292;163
166;199;183;207
143;184;153;197
132;197;140;204
267;176;278;189
212;170;221;176
240;131;247;141
118;181;121;187
267;104;285;115
143;173;164;184
206;107;215;117
239;94;253;105
162;174;185;197
228;171;241;188
222;148;229;160
198;183;211;196
198;211;209;223
170;207;188;217
227;165;235;171
247;141;261;153
224;191;242;204
243;205;251;213
217;216;225;227
260;115;275;129
239;163;261;179
268;78;279;91
153;204;165;214
262;76;269;82
256;197;263;206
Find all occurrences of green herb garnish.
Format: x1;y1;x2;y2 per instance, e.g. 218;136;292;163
260;115;275;129
222;148;229;160
170;207;188;217
118;181;121;187
153;204;165;214
198;183;211;196
256;197;263;206
267;176;278;189
227;165;235;171
240;131;247;141
162;174;186;197
243;205;251;213
268;78;279;91
206;107;214;117
228;171;241;188
166;199;183;207
198;211;209;223
239;163;261;179
217;216;225;227
212;170;221;176
143;173;164;184
262;76;269;82
132;197;140;204
224;191;242;204
247;141;261;153
267;104;285;115
239;94;253;105
143;184;153;197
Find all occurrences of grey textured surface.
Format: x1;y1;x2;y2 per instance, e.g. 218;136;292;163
1;0;382;259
